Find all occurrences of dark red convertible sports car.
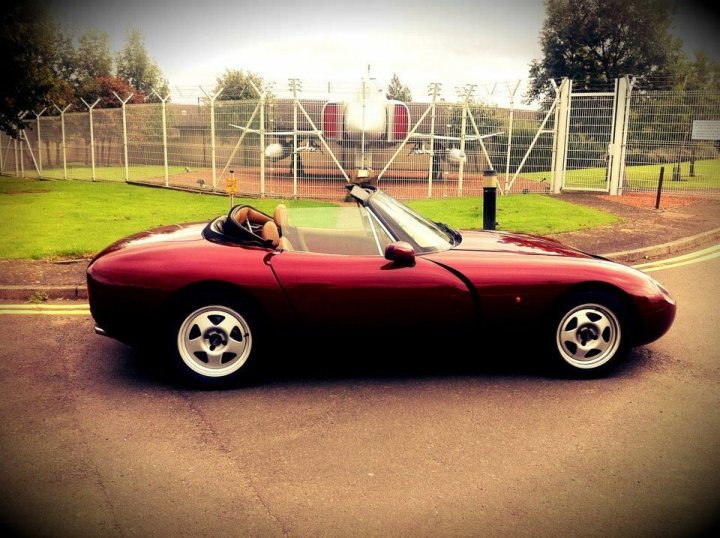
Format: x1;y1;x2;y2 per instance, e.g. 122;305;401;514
87;185;676;384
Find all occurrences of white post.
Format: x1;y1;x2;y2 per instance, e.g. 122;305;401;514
259;92;266;197
0;133;4;174
81;98;100;181
289;78;301;198
200;86;223;191
14;138;19;177
113;92;133;182
504;80;521;193
53;103;71;180
18;116;25;177
33;108;46;177
152;90;171;187
248;79;266;197
426;83;440;198
20;138;25;177
550;79;571;194
457;85;474;196
608;76;633;196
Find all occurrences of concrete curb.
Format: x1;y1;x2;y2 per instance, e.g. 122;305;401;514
601;227;720;263
0;285;87;302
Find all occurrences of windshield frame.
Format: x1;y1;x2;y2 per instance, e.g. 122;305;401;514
365;189;460;254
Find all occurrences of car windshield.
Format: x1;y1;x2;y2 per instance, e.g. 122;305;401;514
285;203;393;256
369;190;455;252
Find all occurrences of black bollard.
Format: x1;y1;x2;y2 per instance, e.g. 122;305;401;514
483;169;497;230
655;166;665;210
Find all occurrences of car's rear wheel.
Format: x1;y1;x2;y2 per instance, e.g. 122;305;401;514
552;291;628;376
171;298;259;386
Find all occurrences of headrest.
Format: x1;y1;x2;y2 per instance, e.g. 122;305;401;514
274;204;288;229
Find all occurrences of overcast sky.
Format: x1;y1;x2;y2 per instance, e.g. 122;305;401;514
46;0;720;102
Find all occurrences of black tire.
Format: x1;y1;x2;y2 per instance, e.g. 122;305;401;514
168;293;261;387
550;290;630;377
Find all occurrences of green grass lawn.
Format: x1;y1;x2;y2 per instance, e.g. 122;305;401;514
27;159;720;190
0;177;618;259
407;195;618;236
522;158;720;190
0;178;330;259
36;165;187;182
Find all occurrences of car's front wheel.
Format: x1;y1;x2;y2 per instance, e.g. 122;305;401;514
552;291;628;376
172;299;259;385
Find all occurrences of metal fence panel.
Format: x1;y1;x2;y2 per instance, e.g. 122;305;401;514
624;89;720;197
563;92;615;191
3;78;716;200
92;108;124;181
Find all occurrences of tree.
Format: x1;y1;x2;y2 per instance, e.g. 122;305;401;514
50;32;78;100
214;69;264;100
671;50;720;91
116;28;169;100
77;30;112;80
386;72;412;102
0;0;58;136
527;0;681;101
93;76;145;108
75;30;113;101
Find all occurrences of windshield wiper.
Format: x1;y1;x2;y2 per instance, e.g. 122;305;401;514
434;221;462;246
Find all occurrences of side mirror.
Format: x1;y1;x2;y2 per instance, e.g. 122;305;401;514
384;241;415;267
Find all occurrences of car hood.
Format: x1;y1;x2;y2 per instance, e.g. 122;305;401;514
453;230;592;258
91;222;206;262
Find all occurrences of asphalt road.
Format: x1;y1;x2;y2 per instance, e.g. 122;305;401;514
0;253;719;537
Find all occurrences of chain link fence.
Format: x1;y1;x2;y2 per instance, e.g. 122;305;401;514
1;78;718;200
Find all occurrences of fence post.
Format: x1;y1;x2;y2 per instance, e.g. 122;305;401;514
52;103;71;179
608;76;633;195
152;90;171;187
81;98;100;181
426;83;441;198
457;85;474;196
0;133;4;174
289;78;301;198
247;80;266;197
259;92;266;197
113;92;133;183
200;86;222;191
504;80;521;193
19;128;25;177
33;108;46;177
14;138;19;177
550;78;570;194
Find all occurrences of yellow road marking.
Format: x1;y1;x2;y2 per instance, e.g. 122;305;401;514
0;303;90;315
0;303;90;310
0;310;91;316
632;244;720;269
637;251;720;273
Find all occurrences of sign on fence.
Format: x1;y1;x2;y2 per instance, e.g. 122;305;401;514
691;120;720;141
226;175;238;195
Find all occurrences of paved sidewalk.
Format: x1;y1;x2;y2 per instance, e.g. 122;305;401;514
0;194;718;301
550;193;720;256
